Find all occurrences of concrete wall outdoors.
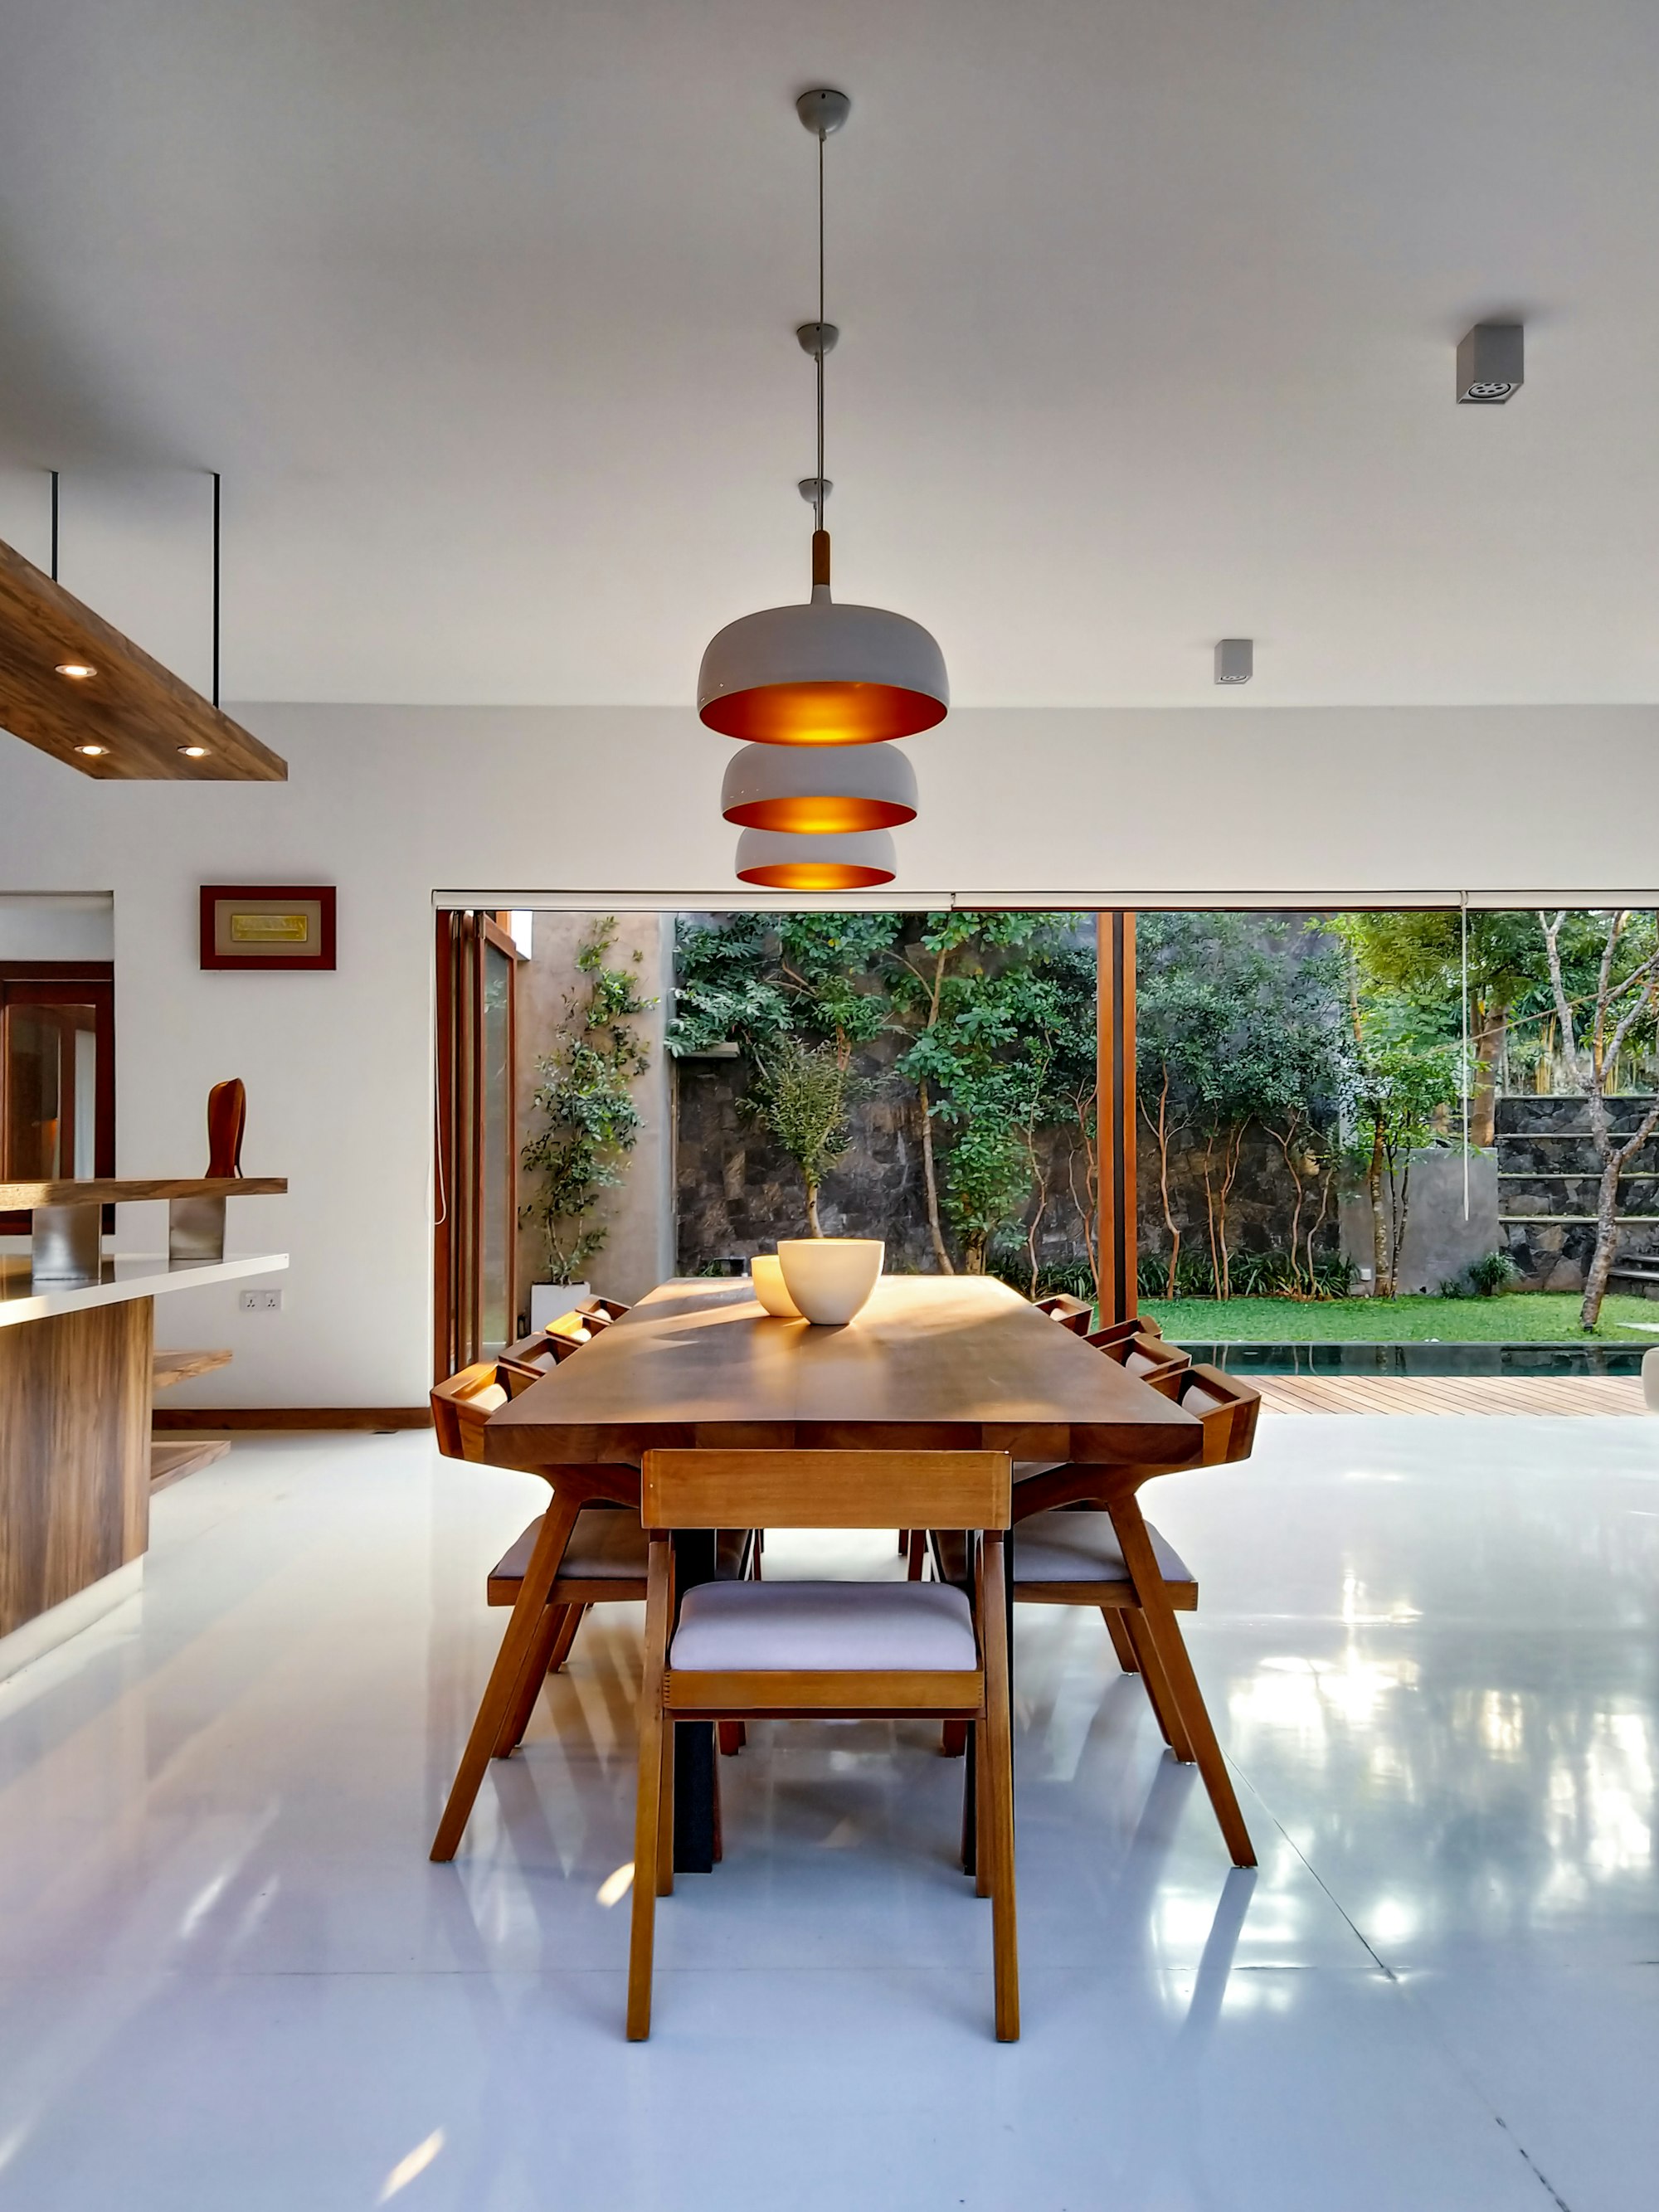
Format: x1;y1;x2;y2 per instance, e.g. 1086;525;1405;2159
2;698;1656;1406
513;911;673;1313
1340;1146;1500;1295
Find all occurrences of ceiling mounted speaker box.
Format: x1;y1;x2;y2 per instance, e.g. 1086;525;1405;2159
1457;323;1524;404
1214;638;1253;685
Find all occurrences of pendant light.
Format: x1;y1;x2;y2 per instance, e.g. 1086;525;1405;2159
735;826;898;890
697;90;948;751
721;736;917;833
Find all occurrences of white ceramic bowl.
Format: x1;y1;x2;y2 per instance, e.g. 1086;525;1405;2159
749;1253;803;1320
776;1237;885;1325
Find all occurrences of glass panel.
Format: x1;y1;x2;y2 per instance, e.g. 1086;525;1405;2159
479;944;513;1353
2;1003;98;1180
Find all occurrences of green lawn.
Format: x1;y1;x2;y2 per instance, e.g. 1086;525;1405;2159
1140;1291;1659;1343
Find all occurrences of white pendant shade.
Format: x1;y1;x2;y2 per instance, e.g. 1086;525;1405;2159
734;826;897;890
698;590;948;746
721;740;917;834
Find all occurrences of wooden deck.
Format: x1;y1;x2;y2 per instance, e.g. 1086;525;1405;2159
1253;1373;1647;1417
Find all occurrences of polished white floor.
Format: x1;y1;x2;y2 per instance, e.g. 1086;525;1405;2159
1;1420;1656;2210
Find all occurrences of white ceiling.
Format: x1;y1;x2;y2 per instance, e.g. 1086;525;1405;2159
2;0;1658;708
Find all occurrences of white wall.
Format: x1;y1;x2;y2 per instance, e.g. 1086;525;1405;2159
0;700;1652;1406
0;892;114;960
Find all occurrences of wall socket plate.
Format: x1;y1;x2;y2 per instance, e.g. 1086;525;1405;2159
240;1287;284;1313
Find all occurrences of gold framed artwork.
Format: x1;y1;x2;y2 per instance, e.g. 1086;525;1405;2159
200;886;336;970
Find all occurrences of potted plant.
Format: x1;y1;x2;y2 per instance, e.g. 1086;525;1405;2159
521;920;652;1329
747;1036;883;1322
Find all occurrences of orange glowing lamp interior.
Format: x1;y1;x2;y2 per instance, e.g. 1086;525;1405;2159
700;679;946;746
723;792;916;833
735;858;896;890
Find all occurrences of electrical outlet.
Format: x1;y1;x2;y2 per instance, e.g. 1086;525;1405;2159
240;1287;284;1314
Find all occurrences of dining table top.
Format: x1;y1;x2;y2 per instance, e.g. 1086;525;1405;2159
484;1273;1202;1471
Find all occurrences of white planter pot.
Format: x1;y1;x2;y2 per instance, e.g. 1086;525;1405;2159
776;1239;884;1326
531;1281;592;1333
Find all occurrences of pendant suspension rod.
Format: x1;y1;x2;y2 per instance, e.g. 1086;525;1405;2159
212;470;221;708
815;128;826;535
50;469;58;581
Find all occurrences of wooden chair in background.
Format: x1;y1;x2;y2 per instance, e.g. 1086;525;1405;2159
1096;1329;1191;1399
628;1448;1019;2043
1033;1291;1093;1334
206;1077;246;1176
1010;1364;1261;1867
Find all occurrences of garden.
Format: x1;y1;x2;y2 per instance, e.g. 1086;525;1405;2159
516;904;1659;1345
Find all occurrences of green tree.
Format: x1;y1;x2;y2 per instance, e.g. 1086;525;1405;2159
745;1034;862;1235
520;920;654;1283
1536;908;1659;1330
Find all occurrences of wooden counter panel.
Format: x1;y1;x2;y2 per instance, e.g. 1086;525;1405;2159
0;1177;286;1209
0;1300;152;1638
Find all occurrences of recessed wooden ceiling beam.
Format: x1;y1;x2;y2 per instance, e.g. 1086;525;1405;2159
0;535;286;782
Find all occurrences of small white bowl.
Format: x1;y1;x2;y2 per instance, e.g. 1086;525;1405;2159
776;1237;885;1325
749;1254;803;1320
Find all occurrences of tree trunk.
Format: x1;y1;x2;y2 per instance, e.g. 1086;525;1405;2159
1367;1118;1388;1298
1141;1070;1181;1298
1469;1000;1508;1150
917;1077;954;1274
805;1179;823;1237
1580;1154;1623;1330
1389;1154;1413;1296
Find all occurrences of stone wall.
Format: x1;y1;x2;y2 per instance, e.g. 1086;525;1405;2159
1496;1094;1659;1294
1136;1123;1339;1286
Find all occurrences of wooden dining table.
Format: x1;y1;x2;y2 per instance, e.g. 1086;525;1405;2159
431;1274;1203;1869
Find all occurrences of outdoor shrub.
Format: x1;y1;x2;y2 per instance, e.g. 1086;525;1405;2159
1465;1250;1520;1298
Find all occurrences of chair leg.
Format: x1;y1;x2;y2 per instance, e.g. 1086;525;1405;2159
431;1494;582;1860
973;1719;992;1898
656;1704;676;1897
717;1721;747;1755
906;1530;927;1581
545;1603;586;1675
980;1533;1020;2042
941;1719;969;1757
1112;1506;1255;1869
492;1602;566;1758
1102;1607;1139;1672
1125;1610;1194;1762
628;1541;674;2040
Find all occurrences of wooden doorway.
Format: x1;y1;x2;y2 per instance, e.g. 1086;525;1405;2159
433;914;519;1378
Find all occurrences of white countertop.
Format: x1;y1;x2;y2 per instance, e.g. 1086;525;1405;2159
0;1252;289;1330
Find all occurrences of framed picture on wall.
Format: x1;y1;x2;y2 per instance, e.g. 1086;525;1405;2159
200;885;337;970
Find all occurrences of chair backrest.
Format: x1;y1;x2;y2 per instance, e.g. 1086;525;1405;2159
499;1326;586;1379
1177;1364;1261;1465
1099;1330;1191;1399
1085;1314;1163;1349
1033;1292;1092;1334
431;1359;534;1462
206;1077;246;1177
577;1296;629;1329
641;1449;1011;1534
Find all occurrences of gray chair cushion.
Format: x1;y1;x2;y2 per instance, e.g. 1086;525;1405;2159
1181;1383;1229;1417
670;1580;977;1672
492;1508;649;1586
1013;1511;1193;1587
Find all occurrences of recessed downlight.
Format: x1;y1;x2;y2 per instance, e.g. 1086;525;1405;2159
178;744;209;758
74;742;108;756
56;661;97;679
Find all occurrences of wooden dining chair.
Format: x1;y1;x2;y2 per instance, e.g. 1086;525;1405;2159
430;1356;649;1756
1096;1328;1191;1400
1009;1364;1261;1868
628;1448;1018;2043
1033;1291;1094;1334
1083;1313;1164;1349
576;1295;630;1330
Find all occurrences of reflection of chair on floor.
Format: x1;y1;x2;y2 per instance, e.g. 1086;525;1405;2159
626;1447;1019;2043
1010;1364;1261;1868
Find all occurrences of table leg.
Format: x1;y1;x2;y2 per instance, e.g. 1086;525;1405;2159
670;1529;718;1872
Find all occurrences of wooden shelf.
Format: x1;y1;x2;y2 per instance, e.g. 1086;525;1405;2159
0;1177;286;1208
153;1349;234;1392
0;535;287;783
151;1438;230;1492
